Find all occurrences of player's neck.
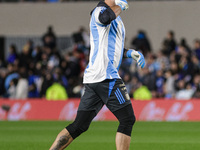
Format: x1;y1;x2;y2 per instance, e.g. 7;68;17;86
104;0;115;7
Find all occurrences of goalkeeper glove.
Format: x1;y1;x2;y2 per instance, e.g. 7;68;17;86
126;49;145;68
115;0;129;11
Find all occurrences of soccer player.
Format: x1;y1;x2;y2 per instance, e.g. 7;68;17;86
49;0;145;149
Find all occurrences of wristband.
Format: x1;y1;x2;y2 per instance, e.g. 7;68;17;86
126;50;133;58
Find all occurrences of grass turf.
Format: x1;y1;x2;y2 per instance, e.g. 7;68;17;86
0;121;200;150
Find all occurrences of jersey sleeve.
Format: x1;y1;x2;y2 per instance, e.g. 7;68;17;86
94;7;116;26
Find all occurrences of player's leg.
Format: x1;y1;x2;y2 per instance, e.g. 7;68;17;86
113;104;135;150
49;110;97;150
49;128;73;150
115;132;131;150
50;84;103;150
105;79;136;150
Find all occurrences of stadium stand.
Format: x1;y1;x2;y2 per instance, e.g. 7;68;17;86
0;26;200;100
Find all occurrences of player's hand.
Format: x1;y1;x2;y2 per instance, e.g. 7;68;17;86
115;0;129;11
130;50;145;68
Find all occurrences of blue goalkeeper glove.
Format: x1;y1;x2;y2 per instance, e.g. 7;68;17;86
115;0;129;11
126;49;145;68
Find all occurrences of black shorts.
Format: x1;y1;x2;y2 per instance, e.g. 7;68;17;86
78;79;132;114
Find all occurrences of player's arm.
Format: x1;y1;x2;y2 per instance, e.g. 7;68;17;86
112;0;129;16
97;0;129;25
124;48;146;68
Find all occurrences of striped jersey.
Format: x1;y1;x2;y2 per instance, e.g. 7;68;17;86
83;1;125;83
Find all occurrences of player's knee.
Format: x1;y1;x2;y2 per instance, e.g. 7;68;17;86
117;114;136;136
120;114;136;127
66;110;95;139
66;121;90;139
129;114;136;126
79;122;90;133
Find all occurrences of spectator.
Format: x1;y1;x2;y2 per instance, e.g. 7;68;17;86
164;70;175;98
169;61;179;78
46;82;68;100
192;39;200;60
123;73;131;94
7;44;18;64
47;53;60;70
15;67;28;99
28;69;42;98
175;82;195;100
179;38;191;55
175;78;185;92
64;51;81;79
19;44;32;68
176;45;189;57
139;67;156;97
81;28;90;49
146;54;160;72
72;27;88;45
155;70;165;98
31;46;42;62
42;25;57;50
192;74;200;98
193;86;200;98
40;53;49;68
131;30;151;57
52;67;68;89
191;55;200;75
4;64;19;91
155;51;170;70
178;56;193;81
162;30;177;56
7;78;18;99
129;76;141;98
40;72;54;97
133;85;152;100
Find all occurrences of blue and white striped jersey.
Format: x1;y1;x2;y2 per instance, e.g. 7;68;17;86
83;2;125;83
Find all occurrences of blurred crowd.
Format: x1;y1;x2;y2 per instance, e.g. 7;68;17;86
123;30;200;100
0;26;89;100
0;26;200;100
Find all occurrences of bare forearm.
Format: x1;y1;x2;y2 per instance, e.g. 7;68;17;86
110;5;122;17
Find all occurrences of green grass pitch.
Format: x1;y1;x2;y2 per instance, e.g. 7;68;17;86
0;121;200;150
